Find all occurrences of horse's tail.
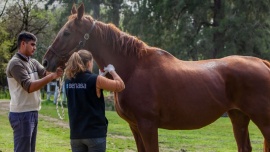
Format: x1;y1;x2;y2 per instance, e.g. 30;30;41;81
263;60;270;151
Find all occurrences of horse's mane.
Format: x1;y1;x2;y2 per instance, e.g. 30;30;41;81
69;14;151;58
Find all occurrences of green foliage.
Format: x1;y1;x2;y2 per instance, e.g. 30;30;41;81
0;87;10;99
31;9;63;62
0;26;12;86
1;0;270;87
228;1;270;59
122;0;270;60
0;0;66;77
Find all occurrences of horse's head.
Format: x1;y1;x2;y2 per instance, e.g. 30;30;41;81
43;3;95;72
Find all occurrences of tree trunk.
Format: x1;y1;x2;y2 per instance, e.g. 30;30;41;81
111;0;122;27
90;0;102;19
212;0;225;58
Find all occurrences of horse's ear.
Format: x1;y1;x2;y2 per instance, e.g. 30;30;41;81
77;3;85;20
71;3;77;15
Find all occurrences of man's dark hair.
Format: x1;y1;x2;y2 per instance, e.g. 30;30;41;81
17;31;37;47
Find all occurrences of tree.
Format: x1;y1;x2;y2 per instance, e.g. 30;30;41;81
0;0;62;86
223;0;270;59
122;0;270;60
0;0;8;17
2;1;53;53
122;0;212;60
90;0;103;19
103;0;123;27
0;26;12;86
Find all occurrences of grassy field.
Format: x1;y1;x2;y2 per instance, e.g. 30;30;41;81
0;100;264;152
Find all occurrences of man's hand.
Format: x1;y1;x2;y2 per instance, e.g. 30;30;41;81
29;67;64;93
52;67;63;79
104;64;115;73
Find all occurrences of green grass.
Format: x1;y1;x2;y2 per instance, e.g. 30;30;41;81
0;104;71;152
0;100;264;152
157;119;263;152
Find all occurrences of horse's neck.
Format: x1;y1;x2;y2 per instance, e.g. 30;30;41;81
114;60;137;82
90;47;138;82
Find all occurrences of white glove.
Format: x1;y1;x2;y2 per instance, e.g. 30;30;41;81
104;64;115;73
99;69;108;76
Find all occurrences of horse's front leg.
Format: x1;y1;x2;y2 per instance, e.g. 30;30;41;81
129;124;146;152
136;119;159;152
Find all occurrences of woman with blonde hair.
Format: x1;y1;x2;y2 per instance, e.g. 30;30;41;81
65;49;125;152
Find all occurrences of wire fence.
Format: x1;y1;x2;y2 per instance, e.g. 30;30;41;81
0;87;50;100
1;86;115;111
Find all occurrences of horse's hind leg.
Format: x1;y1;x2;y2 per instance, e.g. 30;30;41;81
250;117;270;152
228;109;252;152
264;140;270;152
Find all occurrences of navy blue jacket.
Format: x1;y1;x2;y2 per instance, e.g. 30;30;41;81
65;71;108;139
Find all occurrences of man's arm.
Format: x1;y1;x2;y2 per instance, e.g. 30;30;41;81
28;67;63;93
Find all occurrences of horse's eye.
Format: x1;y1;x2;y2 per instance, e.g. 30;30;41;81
63;31;70;36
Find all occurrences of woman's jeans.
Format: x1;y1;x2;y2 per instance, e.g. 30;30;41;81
71;137;106;152
9;111;38;152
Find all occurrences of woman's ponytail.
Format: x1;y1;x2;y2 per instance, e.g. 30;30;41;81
65;50;93;79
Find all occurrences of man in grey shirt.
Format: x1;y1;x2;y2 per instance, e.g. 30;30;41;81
6;31;63;152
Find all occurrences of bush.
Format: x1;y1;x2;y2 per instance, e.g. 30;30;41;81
0;86;10;99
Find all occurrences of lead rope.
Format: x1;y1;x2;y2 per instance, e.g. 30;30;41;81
56;71;66;120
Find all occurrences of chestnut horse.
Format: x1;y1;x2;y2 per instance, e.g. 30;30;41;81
43;3;270;152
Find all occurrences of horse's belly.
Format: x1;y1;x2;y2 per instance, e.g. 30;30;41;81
159;106;227;130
